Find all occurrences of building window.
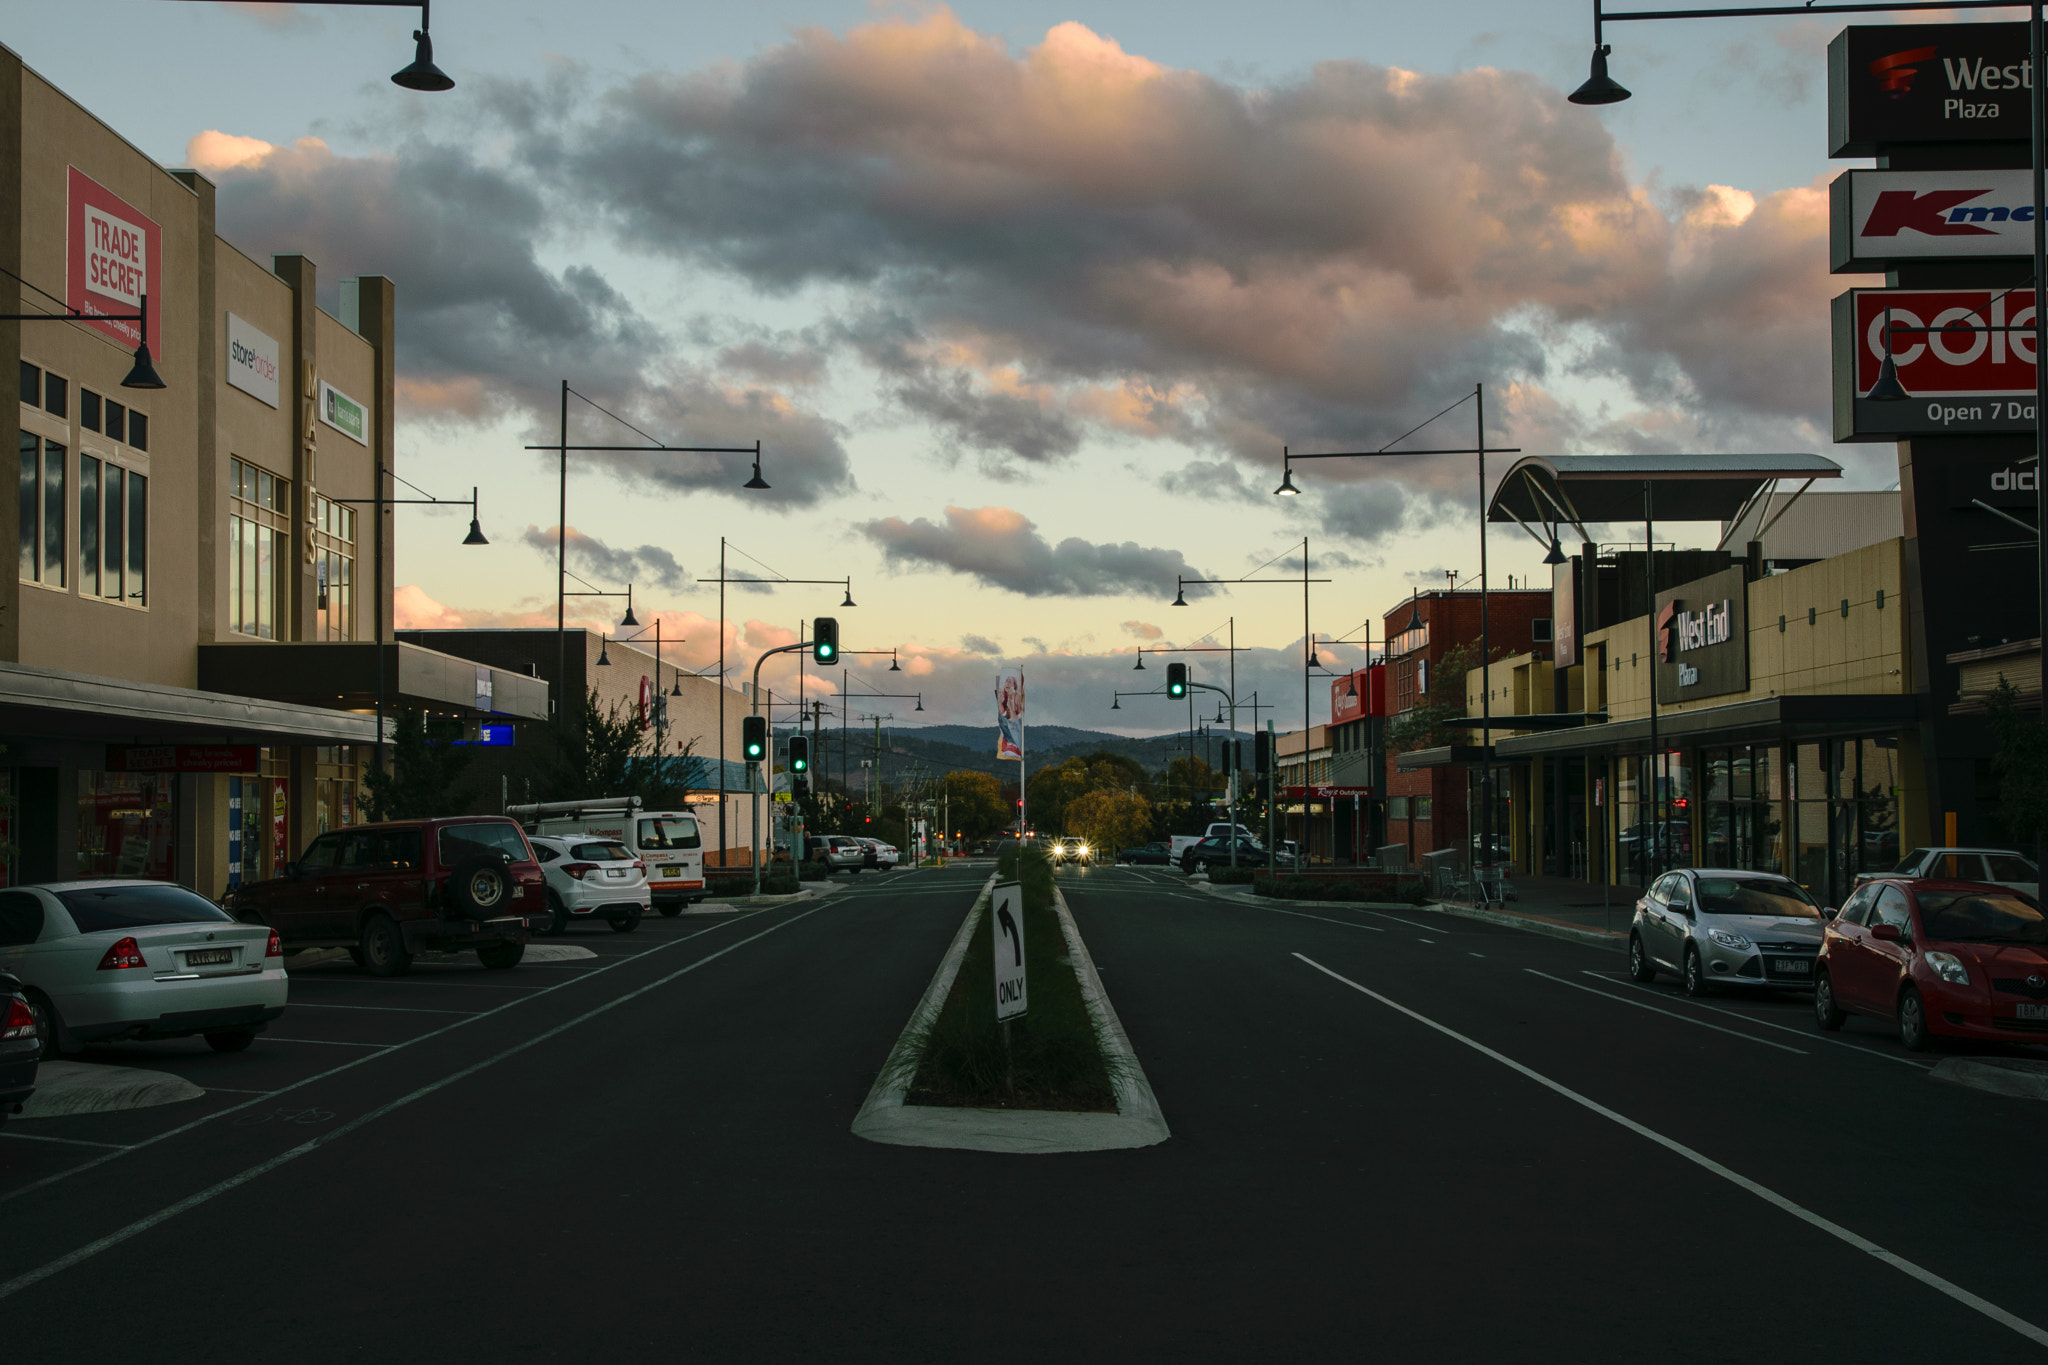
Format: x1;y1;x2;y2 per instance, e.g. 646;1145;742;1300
1415;797;1433;822
311;493;356;641
1532;618;1553;643
1389;796;1410;819
77;770;177;880
79;455;99;595
228;457;289;639
80;388;101;433
18;432;65;588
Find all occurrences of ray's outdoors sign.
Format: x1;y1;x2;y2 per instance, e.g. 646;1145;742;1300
1654;567;1748;705
1831;169;2040;272
1832;287;2039;440
1829;23;2032;157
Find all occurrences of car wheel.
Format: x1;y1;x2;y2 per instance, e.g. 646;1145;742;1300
1898;985;1935;1051
608;907;643;933
659;903;684;918
24;989;65;1062
1814;969;1846;1031
205;1028;258;1054
477;940;525;970
358;912;412;977
545;892;571;937
1627;934;1657;983
1682;946;1711;997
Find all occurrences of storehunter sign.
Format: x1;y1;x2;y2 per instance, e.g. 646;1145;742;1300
1829;24;2031;156
1654;567;1748;704
318;380;368;445
225;312;281;408
1830;169;2039;272
66;167;163;360
1832;287;2039;440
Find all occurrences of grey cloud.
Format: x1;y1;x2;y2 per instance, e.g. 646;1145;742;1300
862;505;1209;599
960;634;1002;654
520;524;691;593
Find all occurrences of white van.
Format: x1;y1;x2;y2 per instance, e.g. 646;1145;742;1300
506;798;705;915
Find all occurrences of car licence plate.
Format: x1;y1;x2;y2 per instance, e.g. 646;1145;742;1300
661;865;681;878
185;948;234;966
1769;958;1811;976
2019;1003;2048;1021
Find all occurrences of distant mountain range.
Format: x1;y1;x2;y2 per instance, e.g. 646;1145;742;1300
783;722;1256;789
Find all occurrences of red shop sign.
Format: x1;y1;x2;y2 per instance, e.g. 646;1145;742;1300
108;745;259;773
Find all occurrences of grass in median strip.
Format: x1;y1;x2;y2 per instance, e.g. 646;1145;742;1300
903;845;1119;1113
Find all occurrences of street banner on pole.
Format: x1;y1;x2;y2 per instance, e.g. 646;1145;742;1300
996;666;1025;761
992;880;1027;1021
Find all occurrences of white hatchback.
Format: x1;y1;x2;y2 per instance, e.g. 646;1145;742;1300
0;880;287;1057
528;836;652;934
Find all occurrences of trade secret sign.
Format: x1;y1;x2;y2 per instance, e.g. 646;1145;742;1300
66;167;162;360
1832;287;2040;440
225;313;280;408
1829;24;2032;156
1654;567;1749;705
1831;169;2039;272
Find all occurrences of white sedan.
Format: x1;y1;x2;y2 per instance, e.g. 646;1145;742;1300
0;880;287;1057
529;836;651;933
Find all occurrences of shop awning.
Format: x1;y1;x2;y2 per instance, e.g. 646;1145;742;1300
198;642;549;722
0;660;378;746
1487;453;1842;538
1490;694;1919;760
1395;744;1495;772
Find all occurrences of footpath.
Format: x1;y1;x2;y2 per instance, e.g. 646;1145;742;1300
1193;871;1639;950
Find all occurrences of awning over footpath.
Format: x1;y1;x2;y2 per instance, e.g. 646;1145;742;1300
198;642;549;721
1487;453;1843;535
1490;694;1918;760
0;660;379;746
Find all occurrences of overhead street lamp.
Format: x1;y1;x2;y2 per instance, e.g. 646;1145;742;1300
1272;386;1520;899
1;286;164;389
149;1;457;90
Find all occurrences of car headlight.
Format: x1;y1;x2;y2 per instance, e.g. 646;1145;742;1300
1078;845;1089;855
1925;950;1971;986
1708;928;1752;950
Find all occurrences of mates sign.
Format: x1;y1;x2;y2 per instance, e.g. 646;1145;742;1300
1654;567;1749;706
1829;24;2033;156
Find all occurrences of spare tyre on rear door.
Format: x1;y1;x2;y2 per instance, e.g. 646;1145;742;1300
448;856;513;919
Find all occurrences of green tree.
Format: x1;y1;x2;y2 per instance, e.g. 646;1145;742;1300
362;709;474;820
1066;787;1153;854
1387;641;1512;753
940;770;1010;839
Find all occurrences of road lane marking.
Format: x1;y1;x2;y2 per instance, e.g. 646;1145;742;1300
287;1003;479;1015
0;911;772;1208
1417;938;1435;945
1579;971;1935;1071
1252;906;1385;932
0;904;830;1303
257;1038;388;1047
1525;970;1807;1055
1294;952;2048;1351
285;975;541;990
1373;914;1439;932
0;1133;134;1150
1469;953;1485;959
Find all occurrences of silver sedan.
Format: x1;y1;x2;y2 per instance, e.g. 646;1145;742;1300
1628;869;1828;996
0;880;287;1057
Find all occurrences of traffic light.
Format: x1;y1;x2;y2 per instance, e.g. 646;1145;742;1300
743;715;767;762
793;776;809;797
813;616;839;665
789;734;809;773
1255;730;1271;774
1166;662;1188;698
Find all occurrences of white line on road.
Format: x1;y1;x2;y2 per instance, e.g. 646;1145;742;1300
0;904;829;1304
287;1003;479;1015
1294;952;2048;1351
1373;914;1439;932
257;1037;388;1047
1524;970;1807;1055
1417;938;1435;945
0;1133;134;1150
1468;953;1485;958
0;911;771;1208
1253;905;1385;932
1579;971;1935;1071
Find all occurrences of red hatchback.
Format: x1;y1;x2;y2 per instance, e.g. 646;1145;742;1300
1815;877;2048;1050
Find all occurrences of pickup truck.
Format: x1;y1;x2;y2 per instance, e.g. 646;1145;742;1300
224;816;548;976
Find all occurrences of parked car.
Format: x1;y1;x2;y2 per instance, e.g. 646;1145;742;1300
856;838;900;870
806;835;866;874
509;798;707;915
1816;878;2048;1050
224;816;548;976
1627;868;1827;996
1858;847;2038;896
1;881;286;1056
528;835;650;934
1119;842;1174;866
0;972;39;1126
1181;837;1271;875
1051;836;1093;866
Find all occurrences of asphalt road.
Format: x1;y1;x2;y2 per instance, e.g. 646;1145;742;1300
2;861;2044;1362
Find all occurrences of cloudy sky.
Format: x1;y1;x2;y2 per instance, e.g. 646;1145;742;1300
7;0;1963;735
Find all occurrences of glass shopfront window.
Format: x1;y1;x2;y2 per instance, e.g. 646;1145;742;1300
77;771;177;880
1702;746;1784;876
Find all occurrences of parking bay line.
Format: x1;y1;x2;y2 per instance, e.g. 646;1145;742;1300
1525;969;1807;1055
0;1133;134;1151
1580;971;1934;1071
0;910;775;1209
286;1003;479;1015
256;1037;392;1047
0;902;829;1304
1294;952;2048;1352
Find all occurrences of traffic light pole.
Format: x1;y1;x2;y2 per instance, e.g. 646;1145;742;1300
1179;678;1240;869
750;635;828;897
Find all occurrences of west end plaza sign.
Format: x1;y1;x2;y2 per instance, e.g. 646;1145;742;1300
1832;287;2042;440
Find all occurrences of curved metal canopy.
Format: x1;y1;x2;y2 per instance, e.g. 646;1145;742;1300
1487;453;1842;539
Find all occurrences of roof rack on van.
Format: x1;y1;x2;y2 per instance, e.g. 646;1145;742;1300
504;797;644;820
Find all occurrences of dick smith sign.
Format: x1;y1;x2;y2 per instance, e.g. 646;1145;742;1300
992;880;1027;1021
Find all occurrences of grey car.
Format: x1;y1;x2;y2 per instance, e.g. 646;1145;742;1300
1628;869;1828;996
1858;847;2038;897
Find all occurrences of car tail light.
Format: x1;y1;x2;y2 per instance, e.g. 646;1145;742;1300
633;860;646;873
563;863;597;880
1;998;34;1040
97;936;147;971
265;930;283;958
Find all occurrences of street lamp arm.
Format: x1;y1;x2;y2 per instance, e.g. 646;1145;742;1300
1284;447;1520;460
1599;0;2012;18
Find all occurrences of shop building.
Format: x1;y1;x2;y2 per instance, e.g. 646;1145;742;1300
2;43;543;895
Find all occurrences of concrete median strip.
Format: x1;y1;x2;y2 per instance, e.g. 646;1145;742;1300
15;1062;205;1120
1931;1056;2048;1101
851;876;1169;1154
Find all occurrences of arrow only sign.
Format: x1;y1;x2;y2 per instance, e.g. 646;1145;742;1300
992;880;1027;1021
